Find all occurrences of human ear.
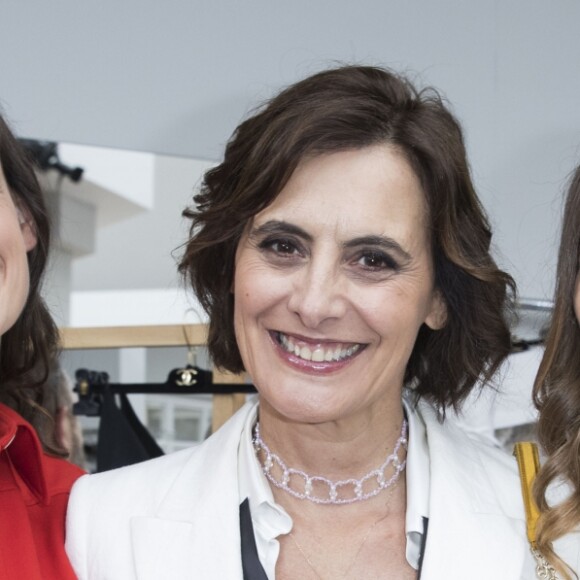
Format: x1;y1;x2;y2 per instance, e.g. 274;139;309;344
424;289;447;330
17;206;37;252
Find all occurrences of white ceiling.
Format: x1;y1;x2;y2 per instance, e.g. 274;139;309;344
2;0;580;298
1;1;577;160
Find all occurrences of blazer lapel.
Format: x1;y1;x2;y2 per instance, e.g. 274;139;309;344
129;404;256;580
131;519;195;580
416;401;528;580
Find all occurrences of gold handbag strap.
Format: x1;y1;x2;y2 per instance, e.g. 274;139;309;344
513;441;541;546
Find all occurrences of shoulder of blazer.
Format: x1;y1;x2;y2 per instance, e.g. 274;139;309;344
66;402;257;579
415;398;525;519
69;400;257;518
413;400;531;579
72;445;198;513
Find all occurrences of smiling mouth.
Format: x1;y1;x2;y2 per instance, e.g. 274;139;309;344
273;331;364;363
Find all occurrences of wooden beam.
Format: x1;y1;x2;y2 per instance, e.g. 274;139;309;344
59;324;209;350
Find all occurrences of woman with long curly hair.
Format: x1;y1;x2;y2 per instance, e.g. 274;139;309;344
533;166;580;579
0;111;84;578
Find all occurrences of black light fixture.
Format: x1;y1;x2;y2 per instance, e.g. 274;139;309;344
19;139;84;183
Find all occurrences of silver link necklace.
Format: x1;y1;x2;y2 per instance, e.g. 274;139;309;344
253;420;408;505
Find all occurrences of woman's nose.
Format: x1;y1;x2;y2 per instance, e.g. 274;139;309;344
287;262;347;328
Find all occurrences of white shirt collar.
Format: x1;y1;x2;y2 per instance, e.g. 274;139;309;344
238;396;431;574
238;399;292;578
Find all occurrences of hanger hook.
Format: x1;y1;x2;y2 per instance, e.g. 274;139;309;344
181;325;197;367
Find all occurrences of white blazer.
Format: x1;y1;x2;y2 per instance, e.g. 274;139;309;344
65;400;578;579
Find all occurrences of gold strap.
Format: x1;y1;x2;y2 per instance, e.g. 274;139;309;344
513;443;560;579
513;441;541;546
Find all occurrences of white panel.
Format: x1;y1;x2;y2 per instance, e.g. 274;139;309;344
59;143;156;209
69;288;207;327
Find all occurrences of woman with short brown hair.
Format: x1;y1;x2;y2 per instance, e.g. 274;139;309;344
66;65;557;579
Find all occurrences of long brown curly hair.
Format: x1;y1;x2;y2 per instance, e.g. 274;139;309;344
533;165;580;579
0;112;59;433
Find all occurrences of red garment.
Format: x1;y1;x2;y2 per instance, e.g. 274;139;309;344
0;402;84;579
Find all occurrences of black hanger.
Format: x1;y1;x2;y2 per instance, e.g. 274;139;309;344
73;366;256;417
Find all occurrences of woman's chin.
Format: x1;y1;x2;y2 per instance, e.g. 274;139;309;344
258;389;352;426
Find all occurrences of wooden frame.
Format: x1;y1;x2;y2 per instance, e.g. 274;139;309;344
60;324;208;350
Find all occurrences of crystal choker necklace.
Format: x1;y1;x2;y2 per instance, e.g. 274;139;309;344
252;420;408;505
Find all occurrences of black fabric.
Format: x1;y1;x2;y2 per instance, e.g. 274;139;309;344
119;392;164;459
96;388;164;472
417;516;429;579
239;498;269;580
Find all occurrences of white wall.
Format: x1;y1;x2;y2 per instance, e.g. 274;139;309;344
71;155;212;291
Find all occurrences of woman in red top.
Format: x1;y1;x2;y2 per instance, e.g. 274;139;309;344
0;112;83;579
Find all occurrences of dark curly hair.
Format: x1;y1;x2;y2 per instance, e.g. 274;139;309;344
532;165;580;580
180;65;515;411
0;112;59;424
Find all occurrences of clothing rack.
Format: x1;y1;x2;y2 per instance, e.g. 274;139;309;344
59;324;250;432
517;298;553;313
511;298;552;351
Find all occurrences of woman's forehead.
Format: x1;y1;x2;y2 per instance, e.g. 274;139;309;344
253;146;428;235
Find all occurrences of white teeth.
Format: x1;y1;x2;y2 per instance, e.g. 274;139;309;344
311;348;325;362
277;333;361;363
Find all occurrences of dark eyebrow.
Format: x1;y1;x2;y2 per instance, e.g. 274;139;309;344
251;222;412;261
343;235;412;262
250;220;313;242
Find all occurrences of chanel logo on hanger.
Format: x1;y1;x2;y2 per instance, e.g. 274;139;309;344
175;367;198;386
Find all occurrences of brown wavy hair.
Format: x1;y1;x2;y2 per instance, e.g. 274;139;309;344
180;65;515;411
0;112;59;429
533;166;580;579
